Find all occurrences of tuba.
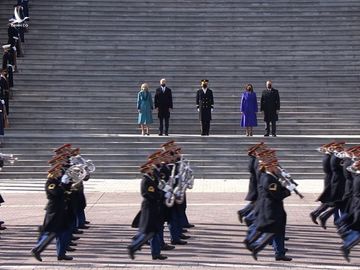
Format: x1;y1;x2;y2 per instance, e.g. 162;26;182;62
174;156;195;204
0;153;18;171
70;155;96;173
65;164;87;183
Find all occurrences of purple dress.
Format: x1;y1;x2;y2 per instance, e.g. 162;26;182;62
240;91;258;127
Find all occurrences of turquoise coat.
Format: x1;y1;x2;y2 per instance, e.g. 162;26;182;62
137;90;153;124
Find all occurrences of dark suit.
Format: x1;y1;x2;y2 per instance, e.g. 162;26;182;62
196;88;214;135
154;86;173;135
260;88;280;135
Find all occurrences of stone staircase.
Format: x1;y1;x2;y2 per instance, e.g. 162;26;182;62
0;0;359;191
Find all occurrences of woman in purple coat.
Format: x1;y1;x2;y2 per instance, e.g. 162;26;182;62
240;84;258;136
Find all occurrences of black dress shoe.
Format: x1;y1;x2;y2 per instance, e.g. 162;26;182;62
158;133;163;136
183;223;195;228
237;210;243;223
73;229;84;234
0;221;4;225
161;244;175;251
66;247;76;252
71;236;80;241
341;246;350;262
171;240;187;245
85;221;90;224
57;255;73;261
182;229;188;233
272;134;277;137
69;241;77;246
264;134;269;137
0;226;6;230
275;255;292;261
310;212;318;225
30;249;42;262
152;254;168;260
78;225;90;229
180;234;191;240
165;133;169;136
127;246;135;260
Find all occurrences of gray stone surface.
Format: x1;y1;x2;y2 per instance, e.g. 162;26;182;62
0;192;359;269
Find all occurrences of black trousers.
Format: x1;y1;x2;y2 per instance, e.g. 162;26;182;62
159;116;169;135
265;121;276;135
201;120;210;135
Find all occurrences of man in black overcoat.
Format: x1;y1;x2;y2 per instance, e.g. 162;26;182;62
154;78;173;136
260;80;280;137
196;79;214;136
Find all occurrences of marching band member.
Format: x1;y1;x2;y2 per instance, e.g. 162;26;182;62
317;142;346;229
245;161;292;261
341;160;360;261
30;164;72;261
238;142;266;224
310;142;336;224
128;162;167;260
31;144;93;262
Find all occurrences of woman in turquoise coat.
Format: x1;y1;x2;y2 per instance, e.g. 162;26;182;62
137;83;153;135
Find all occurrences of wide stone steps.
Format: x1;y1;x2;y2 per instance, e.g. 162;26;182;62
0;0;359;188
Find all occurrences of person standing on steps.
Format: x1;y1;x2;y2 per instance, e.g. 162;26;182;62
154;78;173;136
137;83;153;136
196;79;214;136
240;83;258;136
260;80;280;137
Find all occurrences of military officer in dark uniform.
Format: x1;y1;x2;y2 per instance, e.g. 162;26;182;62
247;163;292;261
30;164;72;262
128;162;167;260
154;78;173;136
196;79;214;136
260;80;280;137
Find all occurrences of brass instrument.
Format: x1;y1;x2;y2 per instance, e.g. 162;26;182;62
277;166;304;199
0;153;18;171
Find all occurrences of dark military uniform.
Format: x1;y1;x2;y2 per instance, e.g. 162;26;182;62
128;173;162;257
31;175;69;260
245;155;258;202
317;153;333;203
196;88;214;135
250;172;290;258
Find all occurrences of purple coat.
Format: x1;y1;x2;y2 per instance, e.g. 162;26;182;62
240;91;258;127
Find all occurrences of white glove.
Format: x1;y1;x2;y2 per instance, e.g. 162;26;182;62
163;184;172;193
165;192;172;199
0;100;4;105
197;108;199;112
211;108;214;112
61;174;70;184
287;183;296;192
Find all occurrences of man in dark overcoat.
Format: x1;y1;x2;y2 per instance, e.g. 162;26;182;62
260;80;280;137
196;79;214;136
154;78;173;136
